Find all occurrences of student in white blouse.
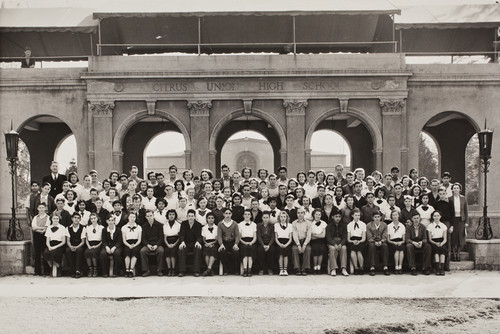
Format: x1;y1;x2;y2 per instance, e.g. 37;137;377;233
239;210;257;277
201;212;218;276
387;210;406;274
427;210;448;276
163;209;181;277
43;214;66;277
84;213;104;277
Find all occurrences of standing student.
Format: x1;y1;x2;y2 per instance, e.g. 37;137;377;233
256;211;275;275
53;197;72;227
201;212;218;276
310;209;327;274
65;212;86;278
449;183;468;262
406;212;432;276
416;193;434;228
85;213;104;277
291;207;312;276
275;211;293;276
387;210;406;274
32;182;57;216
239;210;257;277
195;197;211;226
44;214;66;277
178;209;203;277
217;208;241;275
231;193;245;222
347;208;366;275
326;212;349;276
427;210;448;276
42;161;67;198
163;209;181;276
366;211;389;276
121;212;142;277
32;203;50;275
100;214;123;277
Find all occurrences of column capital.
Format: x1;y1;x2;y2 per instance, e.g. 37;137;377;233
89;101;115;117
187;100;212;116
112;151;124;157
283;99;308;116
379;99;406;116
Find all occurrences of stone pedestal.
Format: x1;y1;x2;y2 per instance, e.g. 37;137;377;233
467;239;500;271
0;241;31;275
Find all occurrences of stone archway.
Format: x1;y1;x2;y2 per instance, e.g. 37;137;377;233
306;107;383;172
112;109;191;173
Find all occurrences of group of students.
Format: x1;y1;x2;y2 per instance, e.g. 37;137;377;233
26;161;468;278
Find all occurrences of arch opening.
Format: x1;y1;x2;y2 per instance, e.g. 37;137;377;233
310;129;352;173
143;131;186;177
418;131;440;181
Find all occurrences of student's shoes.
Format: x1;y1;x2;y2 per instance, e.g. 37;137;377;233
359;268;364;275
248;270;253;277
202;269;210;277
301;269;308;276
278;270;284;276
102;273;108;278
383;269;390;276
178;272;184;277
75;271;81;279
242;270;248;277
142;271;150;277
342;268;349;276
295;269;301;276
194;272;200;277
423;268;431;275
157;271;164;277
369;269;375;276
411;268;417;276
87;269;93;277
268;269;273;275
258;270;264;275
283;270;288;276
330;269;337;276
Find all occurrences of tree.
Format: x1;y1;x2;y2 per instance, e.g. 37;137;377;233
418;133;439;181
16;139;30;209
465;134;480;205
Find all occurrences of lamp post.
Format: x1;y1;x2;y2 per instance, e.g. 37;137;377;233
5;125;23;241
475;122;494;240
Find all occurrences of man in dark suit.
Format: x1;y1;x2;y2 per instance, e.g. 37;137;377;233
42;161;67;198
406;212;432;275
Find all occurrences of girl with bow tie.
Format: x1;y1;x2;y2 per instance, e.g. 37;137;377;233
121;212;142;277
202;212;218;276
195;197;212;226
63;190;77;215
275;211;293;276
347;208;366;275
427;210;448;276
387;210;406;274
239;210;257;277
163;209;181;276
416;193;434;228
310;209;327;274
44;213;66;277
84;213;104;277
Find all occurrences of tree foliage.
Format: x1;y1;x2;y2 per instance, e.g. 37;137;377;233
418;133;439;181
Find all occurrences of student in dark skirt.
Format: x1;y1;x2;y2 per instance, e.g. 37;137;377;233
43;214;66;277
275;211;293;276
386;210;406;274
202;212;218;276
347;208;366;275
239;209;257;277
163;209;181;276
256;211;275;275
121;212;143;277
100;213;122;277
427;210;448;276
217;208;241;275
310;209;327;274
84;213;104;277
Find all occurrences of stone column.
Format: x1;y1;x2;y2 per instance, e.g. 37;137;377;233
379;99;406;174
304;149;312;172
284;99;307;176
89;101;115;175
187;100;212;175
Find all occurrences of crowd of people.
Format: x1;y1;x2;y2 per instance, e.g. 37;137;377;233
26;161;468;279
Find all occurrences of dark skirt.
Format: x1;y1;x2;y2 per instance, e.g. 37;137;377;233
389;238;405;252
276;239;291;257
431;238;448;255
451;217;466;248
349;240;365;252
203;244;218;258
123;240;141;258
311;238;326;256
165;245;178;257
44;246;64;264
85;244;102;259
239;238;256;257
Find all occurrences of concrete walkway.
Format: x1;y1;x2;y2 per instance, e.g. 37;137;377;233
1;271;499;299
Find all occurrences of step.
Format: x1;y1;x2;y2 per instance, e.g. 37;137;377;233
449;261;474;270
460;251;470;261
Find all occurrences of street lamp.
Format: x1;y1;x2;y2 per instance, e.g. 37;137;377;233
475;121;494;240
4;124;23;241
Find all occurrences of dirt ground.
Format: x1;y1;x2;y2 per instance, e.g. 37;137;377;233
1;297;499;333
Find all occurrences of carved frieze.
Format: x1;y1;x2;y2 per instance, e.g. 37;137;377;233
89;102;115;117
187;100;212;116
283;100;308;116
379;99;406;115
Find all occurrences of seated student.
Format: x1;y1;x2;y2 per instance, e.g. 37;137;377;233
217;208;241;275
275;211;293;276
65;213;86;279
326;212;349;276
201;212;218;276
406;212;432;276
347;208;366;275
239;209;258;277
291;207;312;276
140;210;165;277
387;210;406;275
366;211;390;276
256;211;275;275
178;209;203;277
163;209;181;276
427;210;448;276
310;209;327;274
99;214;123;277
121;212;143;277
84;213;105;277
44;214;66;277
32;202;50;276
